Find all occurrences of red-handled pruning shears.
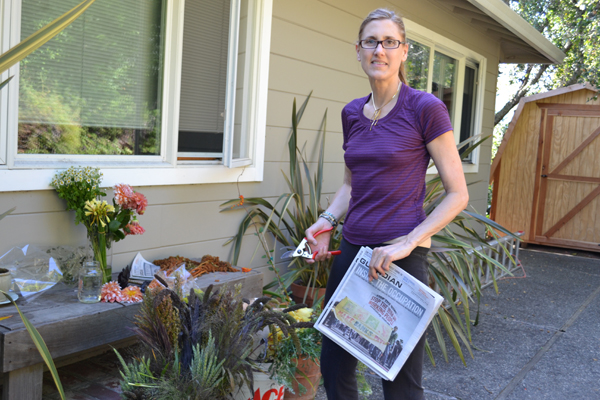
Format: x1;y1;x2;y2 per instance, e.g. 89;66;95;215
281;227;342;260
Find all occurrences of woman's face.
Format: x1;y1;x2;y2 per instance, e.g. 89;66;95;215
356;19;408;84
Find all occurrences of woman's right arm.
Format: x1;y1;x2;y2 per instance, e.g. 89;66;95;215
305;166;352;263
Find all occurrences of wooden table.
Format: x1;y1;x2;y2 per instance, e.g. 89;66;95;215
0;269;262;399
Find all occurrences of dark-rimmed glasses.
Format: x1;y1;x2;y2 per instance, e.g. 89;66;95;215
359;39;406;49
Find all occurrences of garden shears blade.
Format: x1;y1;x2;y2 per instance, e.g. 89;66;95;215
280;227;342;260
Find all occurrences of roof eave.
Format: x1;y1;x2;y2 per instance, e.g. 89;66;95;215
467;0;566;64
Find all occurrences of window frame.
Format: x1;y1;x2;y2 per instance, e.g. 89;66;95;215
405;19;486;174
0;0;273;192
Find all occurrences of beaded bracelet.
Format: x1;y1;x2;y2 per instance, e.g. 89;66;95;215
319;211;338;228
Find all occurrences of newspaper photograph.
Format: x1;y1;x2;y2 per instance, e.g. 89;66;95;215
315;246;443;381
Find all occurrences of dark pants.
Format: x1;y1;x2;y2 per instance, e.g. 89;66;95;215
321;238;429;400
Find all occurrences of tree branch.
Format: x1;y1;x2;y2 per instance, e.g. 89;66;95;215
494;64;550;125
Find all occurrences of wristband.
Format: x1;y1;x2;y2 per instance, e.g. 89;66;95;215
319;211;338;228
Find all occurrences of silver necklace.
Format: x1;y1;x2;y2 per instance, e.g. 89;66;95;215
370;81;401;131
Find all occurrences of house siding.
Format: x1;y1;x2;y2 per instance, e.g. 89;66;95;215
0;0;500;282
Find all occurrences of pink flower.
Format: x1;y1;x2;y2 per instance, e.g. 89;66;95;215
114;184;135;208
101;281;125;303
125;219;145;235
114;184;148;215
133;192;148;215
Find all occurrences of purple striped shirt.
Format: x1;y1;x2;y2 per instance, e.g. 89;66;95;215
342;84;453;245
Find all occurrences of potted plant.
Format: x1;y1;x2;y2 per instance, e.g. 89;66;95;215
268;305;322;400
115;283;312;399
221;93;337;306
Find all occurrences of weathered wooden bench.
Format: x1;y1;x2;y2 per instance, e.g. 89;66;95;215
0;269;262;399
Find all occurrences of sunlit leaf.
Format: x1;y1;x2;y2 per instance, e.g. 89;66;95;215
0;0;97;75
1;290;65;399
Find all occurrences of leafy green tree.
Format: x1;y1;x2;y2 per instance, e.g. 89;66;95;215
495;0;599;126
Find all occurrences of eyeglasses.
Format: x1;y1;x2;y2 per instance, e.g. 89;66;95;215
359;39;406;49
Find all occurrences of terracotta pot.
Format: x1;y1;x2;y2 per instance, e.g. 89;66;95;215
284;357;321;400
290;283;326;307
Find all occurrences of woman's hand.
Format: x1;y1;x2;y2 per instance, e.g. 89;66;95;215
368;238;416;281
304;218;334;264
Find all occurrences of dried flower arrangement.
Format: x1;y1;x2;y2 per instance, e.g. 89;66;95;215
114;284;313;399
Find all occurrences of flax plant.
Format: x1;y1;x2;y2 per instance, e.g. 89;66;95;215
422;135;519;365
221;93;340;301
222;93;520;365
0;0;96;85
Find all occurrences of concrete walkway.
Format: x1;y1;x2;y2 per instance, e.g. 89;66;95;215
31;247;600;399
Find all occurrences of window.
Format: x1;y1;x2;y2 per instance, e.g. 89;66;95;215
432;51;457;124
459;62;478;161
178;0;230;158
404;22;484;171
0;0;272;191
405;40;429;91
18;0;164;157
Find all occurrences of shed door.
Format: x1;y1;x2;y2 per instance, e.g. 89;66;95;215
532;103;600;251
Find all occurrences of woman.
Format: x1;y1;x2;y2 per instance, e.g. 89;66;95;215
304;8;469;400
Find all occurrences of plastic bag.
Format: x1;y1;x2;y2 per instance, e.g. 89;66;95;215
0;245;65;298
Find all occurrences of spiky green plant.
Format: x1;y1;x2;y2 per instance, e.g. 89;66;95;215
114;350;159;399
120;284;314;399
222;93;521;365
189;331;225;398
221;92;339;303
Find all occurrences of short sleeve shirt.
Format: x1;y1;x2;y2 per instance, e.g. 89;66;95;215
342;84;453;245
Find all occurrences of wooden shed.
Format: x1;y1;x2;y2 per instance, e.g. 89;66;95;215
490;83;600;252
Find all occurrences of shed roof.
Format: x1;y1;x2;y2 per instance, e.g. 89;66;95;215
433;0;565;64
490;83;599;182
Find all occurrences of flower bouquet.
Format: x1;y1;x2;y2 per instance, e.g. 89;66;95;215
51;166;147;283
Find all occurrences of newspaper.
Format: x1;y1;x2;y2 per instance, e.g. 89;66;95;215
130;252;160;281
315;246;443;381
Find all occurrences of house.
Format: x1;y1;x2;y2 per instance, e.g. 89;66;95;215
0;0;564;282
490;83;600;252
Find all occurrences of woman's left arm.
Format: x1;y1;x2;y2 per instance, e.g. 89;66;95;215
368;130;469;281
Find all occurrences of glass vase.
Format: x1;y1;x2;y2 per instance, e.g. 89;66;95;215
78;261;102;303
88;230;113;284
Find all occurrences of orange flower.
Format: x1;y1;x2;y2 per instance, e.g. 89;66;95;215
121;286;143;303
230;195;245;209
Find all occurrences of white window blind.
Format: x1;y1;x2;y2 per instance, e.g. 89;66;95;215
19;0;163;130
178;0;231;155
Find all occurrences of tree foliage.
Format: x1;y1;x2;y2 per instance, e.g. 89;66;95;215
495;0;600;126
